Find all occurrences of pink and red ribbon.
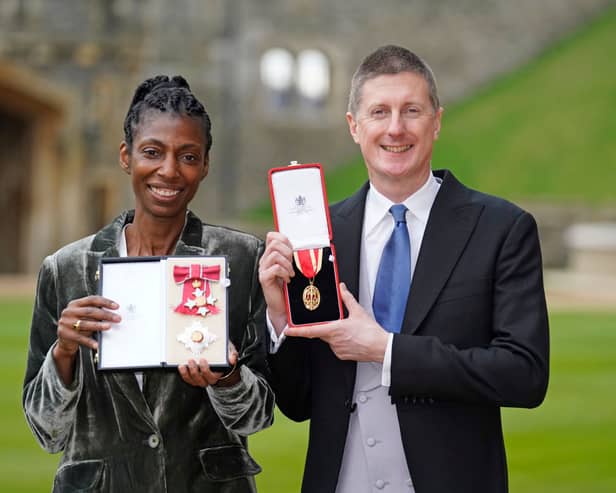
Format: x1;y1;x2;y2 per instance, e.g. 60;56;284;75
173;264;221;316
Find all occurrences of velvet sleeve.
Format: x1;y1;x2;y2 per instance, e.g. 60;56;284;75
22;256;84;452
207;240;275;435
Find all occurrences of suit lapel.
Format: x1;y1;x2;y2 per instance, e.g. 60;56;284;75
331;183;368;299
404;171;484;334
330;183;369;392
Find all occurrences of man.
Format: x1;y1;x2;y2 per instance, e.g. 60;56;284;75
259;45;549;493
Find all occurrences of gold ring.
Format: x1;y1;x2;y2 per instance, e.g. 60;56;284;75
73;319;81;331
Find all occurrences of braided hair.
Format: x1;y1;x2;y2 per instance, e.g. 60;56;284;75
123;75;212;153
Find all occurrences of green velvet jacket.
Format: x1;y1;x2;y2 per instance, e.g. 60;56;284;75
22;210;275;492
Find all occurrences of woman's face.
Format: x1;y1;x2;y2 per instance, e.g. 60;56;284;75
120;110;209;223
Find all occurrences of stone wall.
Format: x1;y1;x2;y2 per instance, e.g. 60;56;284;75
0;0;613;271
527;202;616;268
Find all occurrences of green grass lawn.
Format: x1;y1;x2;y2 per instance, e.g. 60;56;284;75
429;7;616;206
503;311;616;493
2;298;615;492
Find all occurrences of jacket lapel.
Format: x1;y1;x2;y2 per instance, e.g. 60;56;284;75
330;183;369;392
85;211;130;296
331;183;369;300
403;170;483;334
79;211;154;423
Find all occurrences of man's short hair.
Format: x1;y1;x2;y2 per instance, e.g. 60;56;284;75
348;45;440;116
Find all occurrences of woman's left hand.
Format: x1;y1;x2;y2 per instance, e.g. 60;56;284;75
178;343;240;388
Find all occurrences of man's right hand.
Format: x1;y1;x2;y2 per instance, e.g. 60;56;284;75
258;231;294;336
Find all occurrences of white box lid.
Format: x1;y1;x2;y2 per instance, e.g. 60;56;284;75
270;165;330;250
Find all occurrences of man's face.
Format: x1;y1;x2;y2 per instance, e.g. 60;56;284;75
346;71;443;199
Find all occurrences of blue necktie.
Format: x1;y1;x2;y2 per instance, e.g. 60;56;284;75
372;204;411;333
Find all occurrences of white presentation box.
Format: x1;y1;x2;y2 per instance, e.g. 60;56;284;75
97;256;229;370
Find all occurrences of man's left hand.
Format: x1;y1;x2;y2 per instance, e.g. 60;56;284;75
284;283;389;362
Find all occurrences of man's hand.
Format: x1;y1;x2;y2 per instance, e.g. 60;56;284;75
258;231;294;336
285;283;390;362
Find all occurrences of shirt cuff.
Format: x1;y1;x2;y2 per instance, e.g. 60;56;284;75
266;310;287;354
381;333;394;387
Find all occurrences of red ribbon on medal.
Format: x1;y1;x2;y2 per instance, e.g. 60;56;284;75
293;249;323;311
173;264;221;316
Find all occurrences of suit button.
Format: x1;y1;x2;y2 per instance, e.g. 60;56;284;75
375;479;385;489
148;434;160;448
358;393;368;404
366;437;376;447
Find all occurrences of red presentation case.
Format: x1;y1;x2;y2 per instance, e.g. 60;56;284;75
268;162;343;327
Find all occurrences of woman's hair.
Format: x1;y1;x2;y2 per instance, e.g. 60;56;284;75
123;75;212;153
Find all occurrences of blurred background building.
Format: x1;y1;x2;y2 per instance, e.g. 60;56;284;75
0;0;613;274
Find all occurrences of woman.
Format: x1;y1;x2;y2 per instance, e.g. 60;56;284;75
22;75;274;492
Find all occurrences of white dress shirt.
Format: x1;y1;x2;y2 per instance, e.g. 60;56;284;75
368;174;441;387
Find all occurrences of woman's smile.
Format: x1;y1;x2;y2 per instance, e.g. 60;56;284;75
148;184;182;198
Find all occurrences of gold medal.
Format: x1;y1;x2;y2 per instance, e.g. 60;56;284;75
191;330;205;343
302;283;321;311
177;321;218;356
293;248;323;310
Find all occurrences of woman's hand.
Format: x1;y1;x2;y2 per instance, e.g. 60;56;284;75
53;295;120;384
178;343;240;388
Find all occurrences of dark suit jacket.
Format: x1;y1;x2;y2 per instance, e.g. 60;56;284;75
268;169;549;493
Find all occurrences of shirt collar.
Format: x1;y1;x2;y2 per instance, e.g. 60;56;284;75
364;172;441;235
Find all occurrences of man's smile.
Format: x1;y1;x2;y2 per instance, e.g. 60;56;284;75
381;144;412;153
